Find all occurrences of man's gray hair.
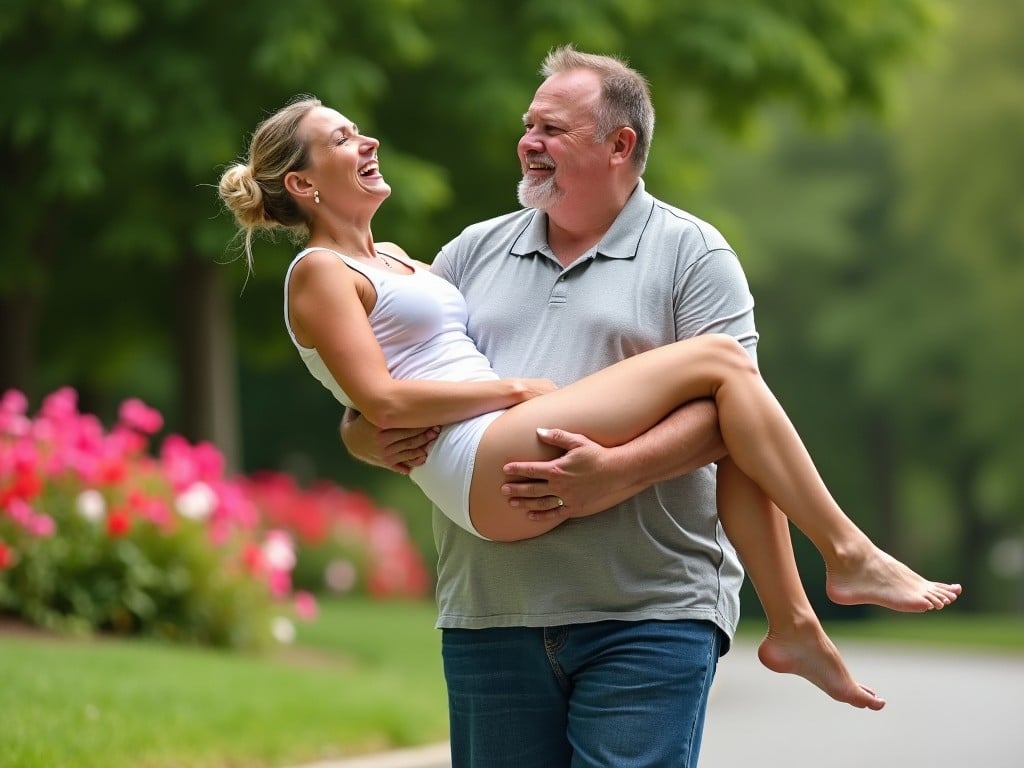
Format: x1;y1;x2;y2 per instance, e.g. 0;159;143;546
540;44;655;174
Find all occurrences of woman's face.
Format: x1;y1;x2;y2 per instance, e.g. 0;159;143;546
298;106;390;212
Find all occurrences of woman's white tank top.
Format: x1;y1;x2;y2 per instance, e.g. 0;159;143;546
283;247;499;409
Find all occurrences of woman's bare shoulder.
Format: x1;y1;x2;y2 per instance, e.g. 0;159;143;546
376;241;430;268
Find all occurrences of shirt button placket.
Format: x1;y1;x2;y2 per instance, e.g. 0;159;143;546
550;272;568;306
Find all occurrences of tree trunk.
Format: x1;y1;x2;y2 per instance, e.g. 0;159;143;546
174;252;241;472
0;212;60;398
951;453;989;612
868;414;899;552
0;293;39;395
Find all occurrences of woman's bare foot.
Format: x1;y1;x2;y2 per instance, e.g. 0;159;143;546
758;625;886;711
825;542;962;612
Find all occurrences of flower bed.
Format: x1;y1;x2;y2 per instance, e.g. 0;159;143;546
0;388;430;650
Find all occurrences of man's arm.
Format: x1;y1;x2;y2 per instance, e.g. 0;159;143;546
339;407;439;475
501;397;725;520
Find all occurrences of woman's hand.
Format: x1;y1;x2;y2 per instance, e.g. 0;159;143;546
340;409;439;475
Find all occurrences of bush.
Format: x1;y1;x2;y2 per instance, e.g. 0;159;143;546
242;471;432;600
0;388;428;650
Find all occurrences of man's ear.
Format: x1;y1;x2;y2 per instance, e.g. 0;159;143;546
609;126;638;167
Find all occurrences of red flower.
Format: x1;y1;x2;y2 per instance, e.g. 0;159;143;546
106;507;132;538
241;542;265;575
0;540;16;569
0;466;43;507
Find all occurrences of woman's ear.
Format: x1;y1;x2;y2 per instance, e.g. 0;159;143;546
284;171;315;200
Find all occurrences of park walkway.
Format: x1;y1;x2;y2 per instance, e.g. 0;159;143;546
286;742;450;768
289;639;1024;768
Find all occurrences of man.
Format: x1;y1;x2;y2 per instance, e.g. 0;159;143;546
343;45;754;767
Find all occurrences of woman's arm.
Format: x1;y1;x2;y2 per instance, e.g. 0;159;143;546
339;408;438;475
289;250;553;429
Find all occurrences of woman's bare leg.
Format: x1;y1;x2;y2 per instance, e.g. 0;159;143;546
717;459;885;710
470;334;960;610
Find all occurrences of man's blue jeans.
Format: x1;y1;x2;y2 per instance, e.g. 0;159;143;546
442;619;724;768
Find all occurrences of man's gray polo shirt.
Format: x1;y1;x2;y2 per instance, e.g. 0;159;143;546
431;179;755;641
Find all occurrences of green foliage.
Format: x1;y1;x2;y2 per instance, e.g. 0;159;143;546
699;0;1024;611
1;497;274;649
0;0;942;394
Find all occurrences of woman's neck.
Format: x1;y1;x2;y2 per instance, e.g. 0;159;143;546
308;225;375;261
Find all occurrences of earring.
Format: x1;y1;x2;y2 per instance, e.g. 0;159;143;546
314;190;320;204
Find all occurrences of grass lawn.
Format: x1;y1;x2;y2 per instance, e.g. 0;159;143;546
2;599;1022;768
0;598;447;768
737;609;1024;653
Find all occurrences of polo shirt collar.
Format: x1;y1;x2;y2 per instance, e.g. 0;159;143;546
509;179;653;261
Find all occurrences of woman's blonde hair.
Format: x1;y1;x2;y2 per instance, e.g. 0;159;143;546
217;95;322;271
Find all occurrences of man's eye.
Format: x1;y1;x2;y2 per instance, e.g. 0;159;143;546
336;136;349;146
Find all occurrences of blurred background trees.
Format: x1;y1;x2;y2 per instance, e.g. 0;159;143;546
2;0;1020;614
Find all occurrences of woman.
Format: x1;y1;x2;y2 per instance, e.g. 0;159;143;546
218;96;960;709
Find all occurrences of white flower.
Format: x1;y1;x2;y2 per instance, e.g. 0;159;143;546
325;559;358;594
271;616;296;644
262;530;296;571
75;490;106;522
175;481;217;521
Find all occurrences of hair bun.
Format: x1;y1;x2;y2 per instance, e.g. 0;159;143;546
218;163;266;228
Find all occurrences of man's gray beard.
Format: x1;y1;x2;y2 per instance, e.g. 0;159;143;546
517;174;563;210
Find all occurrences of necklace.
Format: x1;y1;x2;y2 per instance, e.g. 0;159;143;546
375;250;394;269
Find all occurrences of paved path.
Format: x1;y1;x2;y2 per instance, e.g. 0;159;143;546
296;640;1024;768
702;639;1024;768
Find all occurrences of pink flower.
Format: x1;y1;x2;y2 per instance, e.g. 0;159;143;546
160;435;225;490
293;590;319;621
0;389;28;416
3;498;55;539
118;398;164;435
0;390;30;437
28;514;56;538
40;387;78;422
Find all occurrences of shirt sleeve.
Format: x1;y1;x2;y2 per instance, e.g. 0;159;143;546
675;248;759;362
431;245;454;283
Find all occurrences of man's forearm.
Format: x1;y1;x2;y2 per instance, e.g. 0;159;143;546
609;398;725;495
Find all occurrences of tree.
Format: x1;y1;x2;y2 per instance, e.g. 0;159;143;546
709;0;1024;610
1;0;942;479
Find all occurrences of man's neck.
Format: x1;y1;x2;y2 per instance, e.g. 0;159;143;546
545;180;635;267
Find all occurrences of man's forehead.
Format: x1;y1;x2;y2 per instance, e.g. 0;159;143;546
530;72;599;114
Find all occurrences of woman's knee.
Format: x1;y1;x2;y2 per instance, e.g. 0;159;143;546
701;333;759;378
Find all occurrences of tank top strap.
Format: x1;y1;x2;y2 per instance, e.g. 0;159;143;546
284;247;385;349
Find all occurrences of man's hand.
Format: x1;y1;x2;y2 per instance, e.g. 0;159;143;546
499;400;726;524
500;428;640;521
340;410;439;475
